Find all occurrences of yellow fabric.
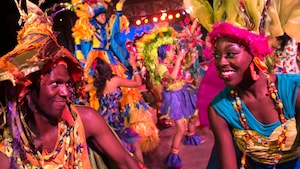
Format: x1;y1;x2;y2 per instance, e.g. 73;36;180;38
185;0;300;41
233;118;300;164
156;64;185;91
116;2;123;11
265;0;300;41
128;101;160;152
157;64;168;78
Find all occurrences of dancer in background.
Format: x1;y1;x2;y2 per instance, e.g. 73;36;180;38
136;26;204;169
71;0;159;154
92;54;145;162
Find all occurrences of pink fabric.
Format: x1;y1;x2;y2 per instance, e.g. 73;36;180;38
197;61;225;126
209;22;272;61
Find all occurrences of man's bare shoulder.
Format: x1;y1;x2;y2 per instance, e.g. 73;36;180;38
73;105;98;118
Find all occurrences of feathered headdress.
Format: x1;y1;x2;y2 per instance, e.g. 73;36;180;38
183;0;300;41
135;24;178;85
178;17;204;47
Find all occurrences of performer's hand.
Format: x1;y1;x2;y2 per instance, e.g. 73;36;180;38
177;49;187;61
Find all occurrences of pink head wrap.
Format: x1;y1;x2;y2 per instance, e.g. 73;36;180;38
208;22;272;61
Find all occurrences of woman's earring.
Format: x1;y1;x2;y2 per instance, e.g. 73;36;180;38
250;62;260;80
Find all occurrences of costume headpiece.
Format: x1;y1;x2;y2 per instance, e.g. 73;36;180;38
0;0;82;87
184;0;300;41
92;3;107;17
209;22;272;72
135;24;178;85
157;44;171;60
209;22;272;61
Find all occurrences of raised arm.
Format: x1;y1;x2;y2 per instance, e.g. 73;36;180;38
162;50;186;80
78;106;140;169
208;104;238;169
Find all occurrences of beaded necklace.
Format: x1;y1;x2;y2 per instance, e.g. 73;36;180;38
16;118;84;169
231;75;287;169
2;107;85;169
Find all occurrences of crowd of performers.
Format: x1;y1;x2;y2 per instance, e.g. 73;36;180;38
1;0;300;169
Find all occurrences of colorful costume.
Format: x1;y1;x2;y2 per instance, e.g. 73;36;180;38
0;1;120;169
71;0;159;153
158;64;197;121
185;0;300;128
98;87;139;152
0;106;92;169
211;74;300;168
136;26;203;169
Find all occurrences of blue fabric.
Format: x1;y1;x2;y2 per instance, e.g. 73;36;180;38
183;133;203;145
165;153;183;168
98;87;124;132
110;11;130;69
160;85;197;121
77;40;92;60
211;74;300;137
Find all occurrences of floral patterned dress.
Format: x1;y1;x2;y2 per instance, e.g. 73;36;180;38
98;87;139;152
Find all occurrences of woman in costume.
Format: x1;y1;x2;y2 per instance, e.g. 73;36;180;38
71;0;159;154
92;55;146;163
184;0;300;127
158;44;204;169
136;26;204;169
208;22;300;169
0;1;144;169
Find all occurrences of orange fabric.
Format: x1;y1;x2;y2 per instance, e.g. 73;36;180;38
61;105;74;126
0;107;92;169
253;56;268;72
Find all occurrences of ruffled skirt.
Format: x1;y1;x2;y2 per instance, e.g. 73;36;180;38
160;85;197;121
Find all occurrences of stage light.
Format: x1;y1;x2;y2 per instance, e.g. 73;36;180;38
144;18;149;24
175;12;181;18
168;14;173;20
160;15;166;21
153;17;158;22
136;19;142;25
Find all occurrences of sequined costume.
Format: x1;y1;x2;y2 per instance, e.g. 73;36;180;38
211;74;300;168
72;0;159;153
